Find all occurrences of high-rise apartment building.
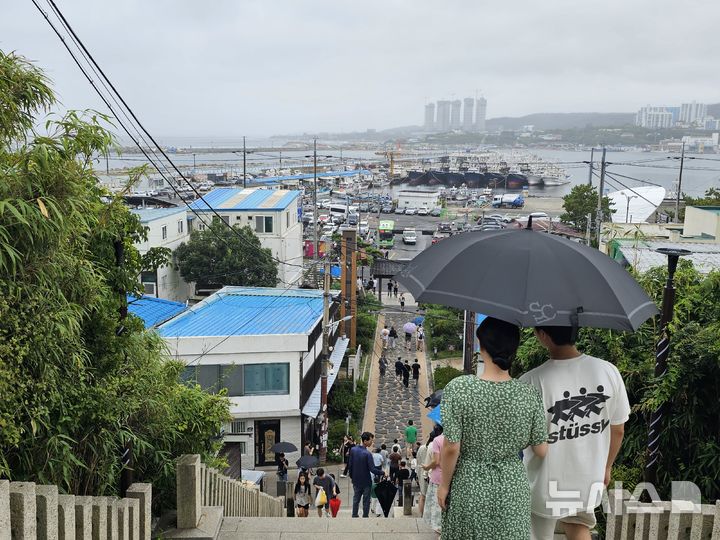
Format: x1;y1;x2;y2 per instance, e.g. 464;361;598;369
680;102;708;126
424;103;436;130
475;97;487;132
436;100;452;132
636;106;673;129
450;100;462;130
463;98;475;131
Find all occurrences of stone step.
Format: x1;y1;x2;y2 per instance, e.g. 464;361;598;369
218;516;435;540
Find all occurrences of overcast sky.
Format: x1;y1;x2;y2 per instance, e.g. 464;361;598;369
2;0;718;138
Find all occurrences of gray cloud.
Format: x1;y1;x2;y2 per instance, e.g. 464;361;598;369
1;0;718;137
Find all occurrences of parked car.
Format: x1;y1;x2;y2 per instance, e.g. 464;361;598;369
358;203;370;212
359;220;369;236
488;214;505;221
405;207;418;216
529;212;550;220
394;207;405;215
317;214;331;225
381;205;394;213
369;204;380;213
417;207;429;216
438;222;453;233
430;207;443;217
347;213;359;226
431;231;448;244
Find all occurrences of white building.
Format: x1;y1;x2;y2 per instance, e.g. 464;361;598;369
450;100;462;130
475;97;487;132
680;101;708;126
158;287;349;472
131;207;195;302
397;190;440;210
436;100;452;132
636;106;673;129
424;102;435;131
463;97;475;131
188;188;304;286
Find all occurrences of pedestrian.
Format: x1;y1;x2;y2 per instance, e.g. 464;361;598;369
394;357;404;381
404;419;418;459
404;328;412;351
380;443;389;474
402;361;410;388
387;280;393;296
371;278;377;294
437;318;549;539
366;278;374;293
393;282;399;298
388;326;398;349
396;460;411;505
399;292;406;312
348;432;385;518
276;452;288;483
312;468;335;518
378;355;387;378
410;452;418;484
388;444;402;483
340;435;354;477
372;448;386;517
411;358;421;387
416;437;430;517
416;325;425;352
328;473;341;517
380;325;390;349
294;472;311;517
520;325;630;540
422;425;444;535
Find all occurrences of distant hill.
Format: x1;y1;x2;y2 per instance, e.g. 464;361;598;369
486;112;635;131
707;103;720;118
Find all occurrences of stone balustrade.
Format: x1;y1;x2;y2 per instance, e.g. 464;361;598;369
605;489;720;539
0;479;151;540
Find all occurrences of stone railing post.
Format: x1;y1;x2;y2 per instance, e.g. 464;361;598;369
127;498;139;540
712;500;720;539
57;494;75;540
285;481;294;517
75;496;93;540
91;497;108;540
126;483;151;540
36;485;59;540
403;482;412;516
176;454;201;529
0;480;10;540
10;482;37;539
117;500;129;540
106;498;119;540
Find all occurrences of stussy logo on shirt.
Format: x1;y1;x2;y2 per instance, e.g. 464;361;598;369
546;386;611;444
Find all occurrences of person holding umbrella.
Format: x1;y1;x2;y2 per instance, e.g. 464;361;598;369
348;431;386;518
402;322;416;351
437;317;548;539
520;326;630;540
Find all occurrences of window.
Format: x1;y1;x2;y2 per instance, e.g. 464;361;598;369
185;365;220;392
236;216;242;221
243;363;289;395
255;215;274;233
286;211;289;228
231;420;247;434
161;225;167;240
221;365;244;397
238;441;247;454
178;220;184;233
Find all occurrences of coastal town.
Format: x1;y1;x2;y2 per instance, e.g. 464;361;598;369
2;2;720;540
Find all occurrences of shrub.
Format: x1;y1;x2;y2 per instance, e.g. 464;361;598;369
433;366;464;391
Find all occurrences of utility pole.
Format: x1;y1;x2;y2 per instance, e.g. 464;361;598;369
462;310;475;374
674;142;685;223
595;147;607;246
115;238;133;497
313;139;319;260
319;258;331;463
243;136;247;189
587;147;595;186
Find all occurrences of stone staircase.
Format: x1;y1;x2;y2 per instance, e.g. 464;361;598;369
217;516;436;540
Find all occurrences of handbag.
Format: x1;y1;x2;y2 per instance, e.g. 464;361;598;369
315;487;327;507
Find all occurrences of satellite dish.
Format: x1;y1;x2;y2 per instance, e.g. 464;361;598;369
608;186;666;224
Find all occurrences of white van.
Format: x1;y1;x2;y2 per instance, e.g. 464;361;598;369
402;228;417;245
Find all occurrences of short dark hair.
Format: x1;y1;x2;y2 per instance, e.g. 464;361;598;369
476;317;520;371
317;467;325;476
408;420;413;426
381;443;387;450
360;431;374;442
400;461;406;467
537;326;576;346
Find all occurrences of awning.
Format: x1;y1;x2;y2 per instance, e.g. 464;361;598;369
301;336;350;418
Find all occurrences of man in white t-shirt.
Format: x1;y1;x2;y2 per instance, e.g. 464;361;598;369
520;326;630;540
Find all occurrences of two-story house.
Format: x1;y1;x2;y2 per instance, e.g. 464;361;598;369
188;188;304;286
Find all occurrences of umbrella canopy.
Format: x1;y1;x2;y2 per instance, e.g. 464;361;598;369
374;480;398;517
424;389;443;409
270;441;298;454
396;228;658;331
296;455;319;469
427;405;442;425
412;316;425;325
402;322;417;334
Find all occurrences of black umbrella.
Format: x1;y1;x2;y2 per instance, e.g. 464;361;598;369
396;227;658;331
296;455;319;469
270;441;298;454
374;479;398;517
424;389;443;409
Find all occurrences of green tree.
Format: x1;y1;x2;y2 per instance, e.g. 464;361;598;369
560;184;613;232
0;50;229;511
176;220;279;289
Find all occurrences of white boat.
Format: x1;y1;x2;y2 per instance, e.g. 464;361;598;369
541;174;570;186
526;174;544;186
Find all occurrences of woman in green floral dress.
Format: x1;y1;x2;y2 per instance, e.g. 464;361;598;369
438;317;548;539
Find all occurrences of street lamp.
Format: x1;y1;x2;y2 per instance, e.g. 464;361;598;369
644;247;691;490
621;193;639;224
232;136;254;189
304;140;334;260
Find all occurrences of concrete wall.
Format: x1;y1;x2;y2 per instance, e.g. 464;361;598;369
397;191;440;210
684;206;720;239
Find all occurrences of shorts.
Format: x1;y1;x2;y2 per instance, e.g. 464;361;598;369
405;333;412;341
531;510;597;540
296;503;309;509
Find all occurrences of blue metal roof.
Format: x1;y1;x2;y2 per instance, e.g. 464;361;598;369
131;207;185;222
127;295;187;328
249;169;372;184
157;287;324;337
189;188;301;212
